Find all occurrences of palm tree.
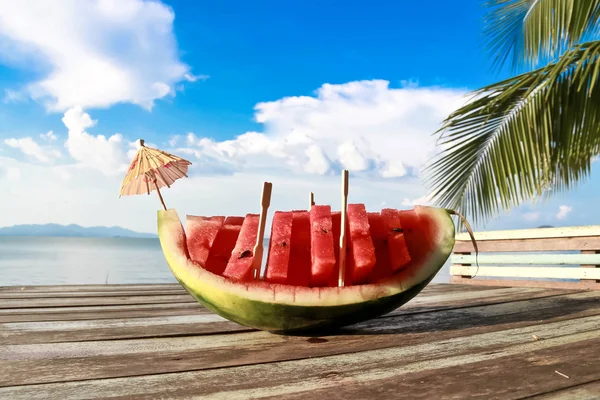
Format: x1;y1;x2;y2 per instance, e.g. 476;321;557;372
425;1;600;227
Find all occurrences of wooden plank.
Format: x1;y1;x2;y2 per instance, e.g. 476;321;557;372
1;327;597;398
2;302;599;387
0;303;208;323
528;380;600;399
452;253;600;265
0;287;568;324
1;287;582;344
0;289;191;299
581;249;600;284
453;236;600;252
0;294;196;309
455;225;600;240
451;276;600;290
450;265;600;280
0;284;182;292
262;336;600;400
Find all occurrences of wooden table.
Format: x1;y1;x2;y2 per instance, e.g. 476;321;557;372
1;283;599;399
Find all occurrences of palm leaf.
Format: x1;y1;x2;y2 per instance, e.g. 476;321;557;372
424;40;600;227
484;0;600;71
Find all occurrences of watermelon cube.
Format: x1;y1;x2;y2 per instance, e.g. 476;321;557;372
347;204;376;284
381;208;412;272
399;209;428;263
287;211;311;287
367;212;393;282
309;205;336;287
204;216;244;276
222;214;260;282
265;211;294;284
186;216;225;267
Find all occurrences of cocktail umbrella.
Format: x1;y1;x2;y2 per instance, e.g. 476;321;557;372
119;139;192;210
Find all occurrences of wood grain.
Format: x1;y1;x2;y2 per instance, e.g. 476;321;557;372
1;283;598;399
455;225;600;240
1;328;597;399
1;291;598;386
0;294;196;309
453;236;600;252
451;276;600;290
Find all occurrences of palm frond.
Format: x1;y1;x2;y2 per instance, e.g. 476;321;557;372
424;40;600;227
484;0;600;71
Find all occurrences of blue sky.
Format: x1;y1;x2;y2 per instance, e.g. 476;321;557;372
0;0;594;233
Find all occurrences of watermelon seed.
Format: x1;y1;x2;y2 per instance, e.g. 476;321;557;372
281;241;287;247
321;228;328;233
392;227;403;232
239;250;253;259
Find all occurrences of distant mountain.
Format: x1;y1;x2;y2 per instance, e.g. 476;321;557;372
536;225;555;229
0;224;157;238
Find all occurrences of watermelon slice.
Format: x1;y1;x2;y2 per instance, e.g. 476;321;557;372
265;211;294;284
158;205;456;333
222;214;260;281
287;211;311;287
381;208;412;272
203;216;244;275
346;204;376;284
309;205;336;287
186;216;225;267
367;212;393;283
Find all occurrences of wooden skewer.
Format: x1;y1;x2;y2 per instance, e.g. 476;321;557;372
338;170;349;287
154;180;167;210
309;192;315;209
252;181;273;280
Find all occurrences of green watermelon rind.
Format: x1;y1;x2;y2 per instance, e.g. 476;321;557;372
157;206;455;333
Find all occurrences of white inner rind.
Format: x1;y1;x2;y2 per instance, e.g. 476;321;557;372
158;207;455;307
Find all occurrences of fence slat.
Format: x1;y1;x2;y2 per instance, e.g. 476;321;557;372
455;226;600;241
452;254;600;266
450;266;600;280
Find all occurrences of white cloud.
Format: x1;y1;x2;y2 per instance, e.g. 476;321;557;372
556;205;572;220
62;106;129;175
40;131;57;142
0;79;478;231
5;167;20;181
401;194;433;207
178;80;466;180
4;137;60;162
184;73;210;82
0;0;200;111
523;212;540;222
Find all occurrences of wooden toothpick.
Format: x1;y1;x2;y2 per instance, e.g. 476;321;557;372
309;192;315;209
338;170;349;287
253;182;273;280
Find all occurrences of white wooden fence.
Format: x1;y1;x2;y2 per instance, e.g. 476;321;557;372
450;225;600;290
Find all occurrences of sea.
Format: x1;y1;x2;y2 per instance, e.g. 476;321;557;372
1;236;451;286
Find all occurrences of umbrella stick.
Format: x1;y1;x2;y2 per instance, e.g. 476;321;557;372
309;192;315;209
154;180;167;210
252;181;273;280
338;170;349;287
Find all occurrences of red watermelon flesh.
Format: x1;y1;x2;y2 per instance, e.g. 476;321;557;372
287;211;311;287
265;211;293;284
399;208;433;265
204;216;244;275
347;204;376;284
366;212;393;283
186;216;225;267
309;205;336;287
222;214;260;281
381;208;412;272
